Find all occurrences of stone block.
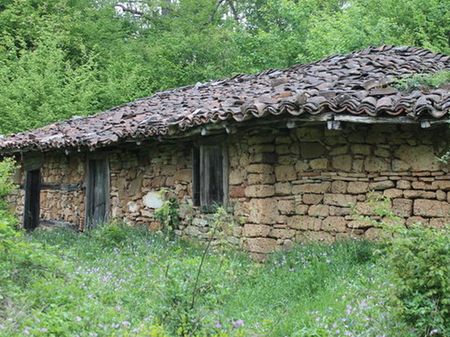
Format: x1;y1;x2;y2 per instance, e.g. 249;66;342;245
392;159;411;171
395;145;440;171
330;145;348;155
436;190;447;201
287;216;321;230
245;185;275;198
406;216;429;227
374;148;390;157
321;216;346;232
229;170;245;185
248;198;278;223
247;164;273;174
302;194;324;205
392;198;413;217
397;180;411;189
351;144;371;155
295;204;309;215
242;224;271;237
275;182;292;195
429;218;450;228
292;182;331;194
383;188;403;198
270;228;296;239
274;165;297;182
432;180;450;191
347;181;369;194
329;206;352;216
308;205;329;217
246;238;278;254
332;155;352;171
310;158;328;170
278;199;295;215
247;173;275;185
229;185;246;198
323;193;357;207
355;202;375;216
347;219;373;229
369;180;395;190
300;142;326;159
364;157;390;172
364;227;382;240
295;127;323;141
403;190;436;199
414;199;450;217
331;181;347;193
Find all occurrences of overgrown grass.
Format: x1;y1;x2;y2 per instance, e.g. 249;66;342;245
0;223;411;337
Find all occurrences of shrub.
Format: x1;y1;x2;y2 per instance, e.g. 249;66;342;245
384;225;450;336
90;221;132;249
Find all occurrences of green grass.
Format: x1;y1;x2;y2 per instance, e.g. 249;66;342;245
0;224;409;337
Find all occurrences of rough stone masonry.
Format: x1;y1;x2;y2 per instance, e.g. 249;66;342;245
8;123;450;259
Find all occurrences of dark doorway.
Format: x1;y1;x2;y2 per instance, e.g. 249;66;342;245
24;169;41;231
86;159;109;228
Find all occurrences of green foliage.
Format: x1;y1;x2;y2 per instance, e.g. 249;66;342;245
154;193;180;237
384;225;450;336
0;0;449;135
90;221;132;249
395;70;450;92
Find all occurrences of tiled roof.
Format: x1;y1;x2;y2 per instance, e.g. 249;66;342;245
1;45;449;154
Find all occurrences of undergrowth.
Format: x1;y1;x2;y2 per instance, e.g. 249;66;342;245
394;70;450;92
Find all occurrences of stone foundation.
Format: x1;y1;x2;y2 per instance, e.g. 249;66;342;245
9;123;450;257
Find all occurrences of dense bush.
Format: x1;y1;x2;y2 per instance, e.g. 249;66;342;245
384;225;450;336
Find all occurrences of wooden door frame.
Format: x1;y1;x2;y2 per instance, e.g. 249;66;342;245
84;154;110;228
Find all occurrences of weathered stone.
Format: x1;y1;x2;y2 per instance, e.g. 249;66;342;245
323;193;356;207
295;204;309;215
352;159;364;172
395;145;440;171
411;181;434;190
248;198;278;223
287;216;321;230
143;191;164;209
414;199;450;217
247;134;275;145
308;205;329;217
278;199;295;215
369;180;395;190
392;198;413;217
364;227;382;240
429;218;450;228
364;157;390;172
432;180;450;191
247;173;275;185
436;190;447;201
229;170;245;185
292;182;331;194
302;194;324;205
406;216;429;227
174;169;191;182
300;142;326;159
274;165;297;181
392;159;411;171
331;181;347;193
245;185;275;198
347;219;373;229
403;190;436;199
332;155;352;171
229;185;245;198
242;224;271;237
374;148;390;158
127;201;140;213
330;145;348;155
247;164;273;174
355;202;375;216
347;181;369;194
250;152;278;164
397;180;411;189
310;158;328;170
351;144;371;155
322;216;346;232
295;127;323;141
383;188;403;198
270;228;296;239
294;161;310;172
329;206;352;216
246;238;278;254
275;182;292;195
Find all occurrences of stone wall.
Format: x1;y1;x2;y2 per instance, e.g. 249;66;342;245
9;123;450;258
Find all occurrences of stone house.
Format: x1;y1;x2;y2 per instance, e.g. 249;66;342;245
1;46;450;258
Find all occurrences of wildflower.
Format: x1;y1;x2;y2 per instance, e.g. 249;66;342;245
214;322;223;329
75;316;82;322
40;328;48;333
232;319;244;329
122;321;131;327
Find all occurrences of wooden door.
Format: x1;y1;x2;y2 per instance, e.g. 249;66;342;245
86;159;109;227
24;169;41;230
